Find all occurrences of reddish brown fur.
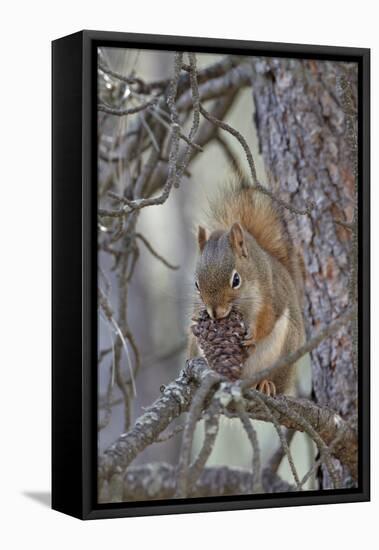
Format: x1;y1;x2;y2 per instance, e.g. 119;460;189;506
252;302;276;342
208;180;294;276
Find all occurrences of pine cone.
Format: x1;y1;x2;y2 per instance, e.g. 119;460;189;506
191;309;248;381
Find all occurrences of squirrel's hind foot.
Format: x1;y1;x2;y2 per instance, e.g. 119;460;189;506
254;379;277;397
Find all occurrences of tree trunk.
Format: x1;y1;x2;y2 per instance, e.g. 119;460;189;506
251;57;357;488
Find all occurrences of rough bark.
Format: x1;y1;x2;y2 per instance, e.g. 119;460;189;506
251;58;358;487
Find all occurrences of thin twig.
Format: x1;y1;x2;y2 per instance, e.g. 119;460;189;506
156;425;185;443
216;132;243;173
175;369;221;497
98;60;167;93
98;287;137;397
148;105;203;151
98;361;115;432
199;104;313;216
234;397;261;492
187;398;221;486
106;52;184;214
98;347;112;363
135;232;180;270
299;415;356;489
139;112;160;151
252;392;301;490
98;98;159;116
175;53;201;184
177;63;253;111
265;429;296;473
255;392;341;489
199;103;257;184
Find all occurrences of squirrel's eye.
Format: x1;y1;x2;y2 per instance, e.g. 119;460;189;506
195;280;200;291
231;271;241;289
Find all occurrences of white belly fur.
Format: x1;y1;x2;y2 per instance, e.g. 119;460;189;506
242;307;289;378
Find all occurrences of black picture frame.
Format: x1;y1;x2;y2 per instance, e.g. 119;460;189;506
52;30;370;520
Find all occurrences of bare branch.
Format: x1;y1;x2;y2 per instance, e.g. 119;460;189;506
252;393;301;490
215;132;244;174
175;53;201;184
98;60;168;93
175;369;221;497
179;55;246;93
265;429;295;474
135;232;180;270
156;425;185;443
177;63;253;110
187;398;221;487
98;358;209;484
98;98;159;116
243;393;353;483
144;92;239;198
234;398;261;492
261;394;342;488
199;103;258;185
199;104;314;216
98;356;358;493
102;52;184;214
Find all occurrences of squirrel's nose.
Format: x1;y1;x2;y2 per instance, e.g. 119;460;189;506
207;306;230;319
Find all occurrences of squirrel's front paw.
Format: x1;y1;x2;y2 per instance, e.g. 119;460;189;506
242;330;256;349
255;379;276;397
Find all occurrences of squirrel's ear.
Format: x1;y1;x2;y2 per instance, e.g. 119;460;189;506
198;226;208;252
230;223;248;258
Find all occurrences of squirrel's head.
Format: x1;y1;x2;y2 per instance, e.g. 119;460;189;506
195;223;255;320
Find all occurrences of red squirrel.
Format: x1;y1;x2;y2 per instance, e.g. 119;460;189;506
189;176;306;395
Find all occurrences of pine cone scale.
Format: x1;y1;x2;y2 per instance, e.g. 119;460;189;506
191;309;248;381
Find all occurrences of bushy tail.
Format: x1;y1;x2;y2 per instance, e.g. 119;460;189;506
208;175;297;277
